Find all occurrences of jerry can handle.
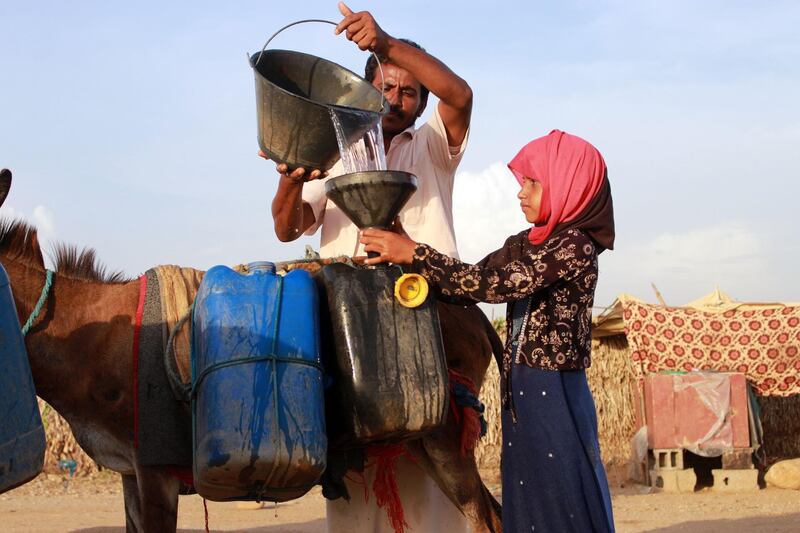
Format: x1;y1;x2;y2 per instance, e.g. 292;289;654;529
254;19;386;111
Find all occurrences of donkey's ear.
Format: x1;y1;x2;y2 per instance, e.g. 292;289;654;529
0;169;11;208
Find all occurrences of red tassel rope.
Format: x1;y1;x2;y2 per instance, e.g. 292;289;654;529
203;497;209;533
448;368;483;457
366;444;410;533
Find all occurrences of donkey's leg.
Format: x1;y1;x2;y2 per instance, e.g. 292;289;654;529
422;303;503;532
122;474;144;533
132;465;180;532
408;421;503;533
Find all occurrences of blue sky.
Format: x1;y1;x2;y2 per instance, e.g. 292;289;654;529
1;1;798;309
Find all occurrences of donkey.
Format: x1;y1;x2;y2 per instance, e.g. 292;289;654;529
0;168;503;532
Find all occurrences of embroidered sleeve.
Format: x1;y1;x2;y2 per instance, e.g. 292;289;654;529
411;229;596;305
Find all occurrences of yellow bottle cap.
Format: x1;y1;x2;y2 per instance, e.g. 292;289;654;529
394;273;429;308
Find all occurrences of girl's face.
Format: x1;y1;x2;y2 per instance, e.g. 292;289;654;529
518;177;543;224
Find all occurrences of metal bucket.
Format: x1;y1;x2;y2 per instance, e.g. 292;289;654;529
250;20;386;171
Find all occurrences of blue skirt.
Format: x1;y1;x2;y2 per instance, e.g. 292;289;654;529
501;364;615;532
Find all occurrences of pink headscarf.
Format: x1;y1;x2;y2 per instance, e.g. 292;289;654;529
508;129;614;249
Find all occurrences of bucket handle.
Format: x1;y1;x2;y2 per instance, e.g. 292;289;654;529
254;19;387;111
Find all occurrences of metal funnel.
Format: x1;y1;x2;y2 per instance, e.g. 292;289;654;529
324;171;417;230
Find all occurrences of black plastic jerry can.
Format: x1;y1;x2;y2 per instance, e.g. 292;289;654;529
318;263;448;448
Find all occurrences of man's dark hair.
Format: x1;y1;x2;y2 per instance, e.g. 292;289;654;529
365;38;430;107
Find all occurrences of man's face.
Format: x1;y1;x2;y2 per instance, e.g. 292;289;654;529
372;63;426;137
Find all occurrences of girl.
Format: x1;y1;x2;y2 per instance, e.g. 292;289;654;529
360;129;616;532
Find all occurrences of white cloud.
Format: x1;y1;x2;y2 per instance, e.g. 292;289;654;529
0;204;58;270
0;205;21;220
639;223;761;273
0;204;56;238
452;162;528;263
1;204;57;236
32;205;56;235
597;222;769;306
451;162;531;320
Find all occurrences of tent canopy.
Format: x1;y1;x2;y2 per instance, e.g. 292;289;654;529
592;288;800;396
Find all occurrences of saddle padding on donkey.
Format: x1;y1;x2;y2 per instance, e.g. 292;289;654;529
156;265;205;384
136;269;194;467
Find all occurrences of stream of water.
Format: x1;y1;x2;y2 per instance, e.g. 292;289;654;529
329;109;387;174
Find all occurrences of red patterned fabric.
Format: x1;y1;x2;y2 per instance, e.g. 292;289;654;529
623;300;800;396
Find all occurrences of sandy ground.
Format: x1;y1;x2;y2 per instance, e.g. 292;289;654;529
1;471;798;533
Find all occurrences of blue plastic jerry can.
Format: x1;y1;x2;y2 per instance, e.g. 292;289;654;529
191;262;326;502
0;262;46;494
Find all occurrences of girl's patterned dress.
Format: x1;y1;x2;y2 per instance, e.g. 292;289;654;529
500;296;614;532
411;228;615;532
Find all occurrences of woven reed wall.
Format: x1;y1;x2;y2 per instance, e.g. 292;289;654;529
475;358;502;472
757;395;800;460
475;318;504;473
585;335;638;472
38;399;100;476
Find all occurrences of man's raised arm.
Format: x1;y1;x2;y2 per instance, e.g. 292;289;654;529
336;2;472;146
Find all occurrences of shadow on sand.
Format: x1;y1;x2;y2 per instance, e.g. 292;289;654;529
637;513;800;533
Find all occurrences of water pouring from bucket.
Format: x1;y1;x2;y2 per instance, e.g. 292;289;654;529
329;108;387;174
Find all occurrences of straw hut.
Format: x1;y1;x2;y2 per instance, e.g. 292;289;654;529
590;288;800;479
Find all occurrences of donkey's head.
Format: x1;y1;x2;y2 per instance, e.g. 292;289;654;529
0;169;12;208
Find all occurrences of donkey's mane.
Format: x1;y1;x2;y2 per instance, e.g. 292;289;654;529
0;218;131;283
0;218;45;268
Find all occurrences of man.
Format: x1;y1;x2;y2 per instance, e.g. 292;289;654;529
271;2;470;260
267;3;473;531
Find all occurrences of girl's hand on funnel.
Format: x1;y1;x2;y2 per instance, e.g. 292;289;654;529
360;228;417;266
335;2;390;56
390;216;409;238
258;151;326;183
